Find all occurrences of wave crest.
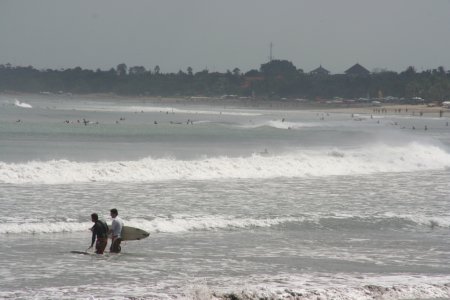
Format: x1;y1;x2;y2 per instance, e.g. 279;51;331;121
14;99;32;108
1;213;447;235
0;142;449;184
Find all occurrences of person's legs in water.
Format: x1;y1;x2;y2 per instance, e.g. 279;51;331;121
95;237;108;254
110;237;122;253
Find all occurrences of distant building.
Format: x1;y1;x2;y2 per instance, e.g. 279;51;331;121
310;65;330;76
345;63;370;76
241;75;264;89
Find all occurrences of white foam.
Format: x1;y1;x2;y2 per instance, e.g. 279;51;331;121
0;142;449;184
383;212;450;228
241;119;321;129
128;215;302;234
73;104;262;116
2;273;450;299
14;99;32;108
0;215;300;235
0;212;446;235
194;273;450;300
0;221;91;234
211;274;450;300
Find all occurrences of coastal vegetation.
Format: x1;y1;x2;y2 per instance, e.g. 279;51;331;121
1;60;449;102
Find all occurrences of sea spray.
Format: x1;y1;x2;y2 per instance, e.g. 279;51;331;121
13;99;32;108
0;142;449;184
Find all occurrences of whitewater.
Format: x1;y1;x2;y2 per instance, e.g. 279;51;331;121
1;142;449;184
2;94;450;300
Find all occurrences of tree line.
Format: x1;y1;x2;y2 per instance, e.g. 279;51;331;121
1;60;449;101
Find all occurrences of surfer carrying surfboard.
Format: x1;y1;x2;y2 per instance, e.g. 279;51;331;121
109;208;124;253
88;213;109;254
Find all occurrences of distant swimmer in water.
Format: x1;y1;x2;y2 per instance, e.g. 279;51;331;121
88;213;109;254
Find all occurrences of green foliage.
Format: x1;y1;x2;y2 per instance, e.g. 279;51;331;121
116;63;127;76
0;63;449;101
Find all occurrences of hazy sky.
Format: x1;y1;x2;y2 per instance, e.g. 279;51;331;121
1;0;449;74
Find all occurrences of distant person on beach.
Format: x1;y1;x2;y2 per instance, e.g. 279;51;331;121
109;208;124;253
88;213;109;254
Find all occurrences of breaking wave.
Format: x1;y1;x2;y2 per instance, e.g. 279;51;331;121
2;274;450;299
240;119;321;129
73;104;261;116
0;216;301;235
1;213;447;235
14;99;32;108
0;142;449;184
210;280;450;300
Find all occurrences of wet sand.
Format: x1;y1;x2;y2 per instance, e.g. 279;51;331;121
3;92;448;118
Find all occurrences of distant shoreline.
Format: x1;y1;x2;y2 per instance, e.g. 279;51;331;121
2;91;449;117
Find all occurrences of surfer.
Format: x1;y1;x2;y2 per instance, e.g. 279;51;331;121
109;208;124;253
88;213;109;254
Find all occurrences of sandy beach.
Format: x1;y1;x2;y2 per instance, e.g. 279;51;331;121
4;92;449;118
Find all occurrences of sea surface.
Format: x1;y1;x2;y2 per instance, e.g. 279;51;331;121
1;94;450;299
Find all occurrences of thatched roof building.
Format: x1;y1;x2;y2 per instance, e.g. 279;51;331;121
345;63;370;76
310;65;330;76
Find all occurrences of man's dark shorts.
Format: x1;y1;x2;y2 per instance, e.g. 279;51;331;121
95;237;108;254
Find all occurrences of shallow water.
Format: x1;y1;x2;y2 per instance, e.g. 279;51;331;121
1;95;450;299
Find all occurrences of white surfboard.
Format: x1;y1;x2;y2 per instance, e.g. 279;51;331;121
109;225;150;241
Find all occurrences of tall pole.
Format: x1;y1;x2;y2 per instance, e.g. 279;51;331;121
269;42;273;62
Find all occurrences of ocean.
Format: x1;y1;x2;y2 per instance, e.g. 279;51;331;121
1;94;450;300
